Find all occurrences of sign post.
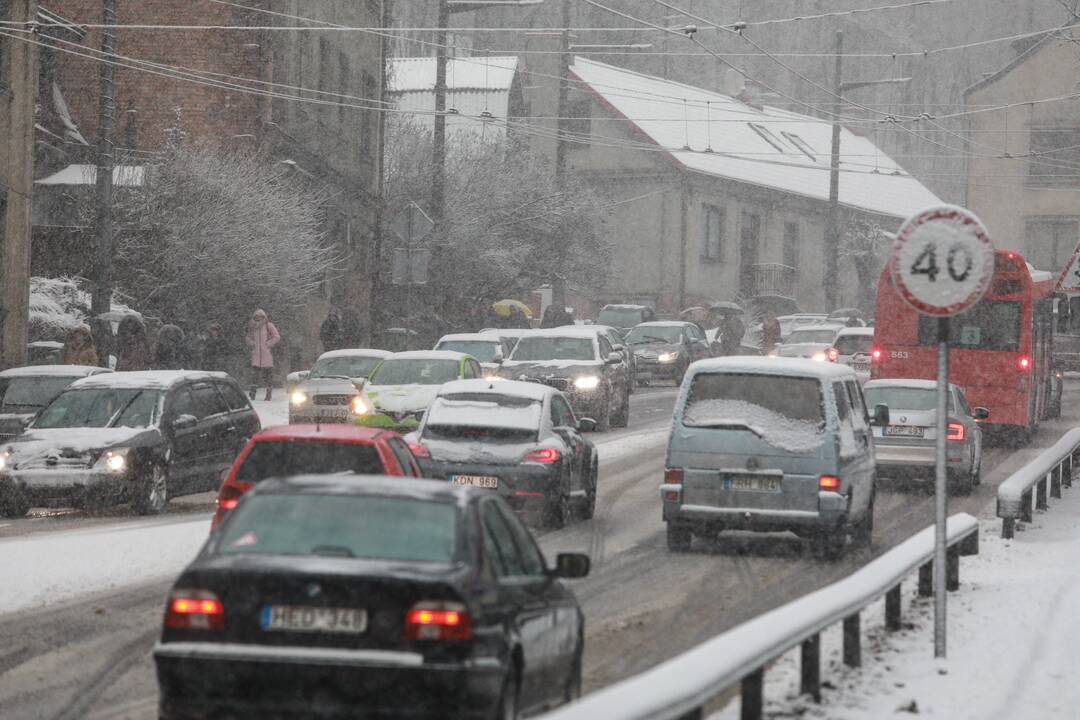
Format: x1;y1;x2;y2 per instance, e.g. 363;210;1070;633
889;205;994;659
390;201;435;349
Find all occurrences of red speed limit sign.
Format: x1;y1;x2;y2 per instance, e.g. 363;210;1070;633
889;205;995;317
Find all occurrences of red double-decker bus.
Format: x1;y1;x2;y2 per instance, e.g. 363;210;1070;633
872;250;1062;440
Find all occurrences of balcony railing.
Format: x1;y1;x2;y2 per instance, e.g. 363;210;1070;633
749;263;797;301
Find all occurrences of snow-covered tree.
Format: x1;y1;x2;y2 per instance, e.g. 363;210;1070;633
840;217;889;313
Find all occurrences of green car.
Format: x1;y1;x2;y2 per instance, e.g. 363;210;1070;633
355;351;483;432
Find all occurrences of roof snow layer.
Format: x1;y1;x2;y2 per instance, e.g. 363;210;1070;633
570;58;942;220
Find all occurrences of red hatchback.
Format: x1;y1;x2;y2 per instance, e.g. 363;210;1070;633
211;425;423;528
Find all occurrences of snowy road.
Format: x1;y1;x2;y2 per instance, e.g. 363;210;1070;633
1;382;1079;719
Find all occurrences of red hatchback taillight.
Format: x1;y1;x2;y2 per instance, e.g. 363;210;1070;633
408;441;431;459
217;483;246;512
947;422;965;441
404;601;472;641
165;590;224;630
523;447;560;464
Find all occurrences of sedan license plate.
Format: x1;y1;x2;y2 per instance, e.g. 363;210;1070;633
451;474;499;489
261;606;367;634
885;425;925;438
722;475;781;492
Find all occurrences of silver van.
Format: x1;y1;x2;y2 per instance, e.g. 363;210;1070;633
660;357;886;558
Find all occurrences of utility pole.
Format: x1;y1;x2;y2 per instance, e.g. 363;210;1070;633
824;28;843;312
432;0;450;227
92;0;117;316
551;0;571;313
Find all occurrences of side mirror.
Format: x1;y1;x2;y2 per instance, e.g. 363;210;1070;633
973;406;990;421
552;552;591;579
351;378;368;391
612;343;625;353
172;414;198;431
872;404;890;427
296;371;310;382
577;417;597;432
606;352;622;365
20;414;36;430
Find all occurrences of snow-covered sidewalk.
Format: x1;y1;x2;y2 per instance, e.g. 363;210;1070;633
714;483;1080;719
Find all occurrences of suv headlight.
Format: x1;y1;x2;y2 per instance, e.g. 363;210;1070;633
657;351;679;363
95;448;130;473
351;396;369;415
290;390;308;406
574;375;601;390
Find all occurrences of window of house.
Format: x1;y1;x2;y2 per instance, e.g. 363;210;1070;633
782;132;818;163
1025;218;1079;272
701;204;724;261
783;221;799;269
748;123;786;153
1028;128;1080;187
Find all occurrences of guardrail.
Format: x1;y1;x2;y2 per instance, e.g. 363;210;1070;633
997;428;1080;539
542;514;979;720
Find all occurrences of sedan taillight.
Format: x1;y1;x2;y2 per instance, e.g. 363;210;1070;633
165;590;224;630
523;448;560;464
947;422;965;441
404;601;472;641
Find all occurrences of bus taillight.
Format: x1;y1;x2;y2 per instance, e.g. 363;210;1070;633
871;347;883;363
1018;356;1031;371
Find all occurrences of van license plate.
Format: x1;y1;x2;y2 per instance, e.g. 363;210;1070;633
885;425;924;437
723;476;781;492
261;606;367;634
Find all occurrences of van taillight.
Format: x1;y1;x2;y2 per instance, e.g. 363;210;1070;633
165;590;224;630
664;468;684;484
404;601;472;641
818;475;840;490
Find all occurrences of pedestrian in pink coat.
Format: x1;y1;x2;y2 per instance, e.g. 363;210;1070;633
245;309;280;400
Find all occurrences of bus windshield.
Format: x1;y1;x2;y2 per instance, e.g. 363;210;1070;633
918;301;1021;352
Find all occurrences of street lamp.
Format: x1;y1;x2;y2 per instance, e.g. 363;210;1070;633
823;29;911;310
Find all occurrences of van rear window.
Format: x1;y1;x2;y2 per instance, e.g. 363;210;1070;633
684;373;824;425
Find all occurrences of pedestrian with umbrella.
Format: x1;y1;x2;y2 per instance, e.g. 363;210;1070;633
712;302;746;356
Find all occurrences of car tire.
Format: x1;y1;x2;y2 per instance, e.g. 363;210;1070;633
853;491;875;546
595;396;611;432
495;663;520;720
611;384;630;428
544;472;571;529
666;522;692;552
565;648;583;703
814;526;846;561
131;462;169;516
0;480;29;518
578;455;598;520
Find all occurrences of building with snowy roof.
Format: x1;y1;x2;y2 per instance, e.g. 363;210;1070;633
562;57;943;315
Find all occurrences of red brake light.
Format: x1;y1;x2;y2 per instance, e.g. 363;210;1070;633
408;441;430;459
827;347;838;362
664;468;684;484
165;590;224;630
947;422;965;441
404;602;472;641
524;447;560;464
1018;356;1031;371
819;475;840;490
871;348;883;363
215;483;248;518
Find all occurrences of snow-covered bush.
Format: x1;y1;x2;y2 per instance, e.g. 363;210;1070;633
28;276;136;341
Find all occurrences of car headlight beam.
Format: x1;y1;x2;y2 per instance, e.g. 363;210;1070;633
351;396;369;415
290;390;308;406
657;351;679;364
574;375;601;390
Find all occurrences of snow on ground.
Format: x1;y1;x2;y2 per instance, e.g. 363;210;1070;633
712;483;1080;719
251;392;288;428
0;516;210;615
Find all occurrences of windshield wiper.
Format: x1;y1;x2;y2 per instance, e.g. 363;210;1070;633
311;374;352;381
310;544;355;558
685;421;764;437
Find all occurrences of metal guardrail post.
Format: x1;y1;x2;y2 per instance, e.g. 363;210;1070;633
918;562;933;596
842;613;861;667
1067;452;1074;488
1051;464;1062;499
741;668;764;720
800;634;821;702
946;547;960;591
1037;475;1049;511
885;584;902;631
1021;489;1033;522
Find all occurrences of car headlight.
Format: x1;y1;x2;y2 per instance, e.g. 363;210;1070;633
484;374;505;382
290;390;308;406
574;375;601;390
351;396;369;415
657;351;679;364
96;448;129;473
811;351;827;362
0;450;8;472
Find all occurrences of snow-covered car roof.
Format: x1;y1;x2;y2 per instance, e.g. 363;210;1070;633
0;364;111;378
787;323;845;335
601;303;650;310
479;328;534;337
317;349;392;360
436;333;503;344
836;327;875;338
69;370;231;390
518;327;602;340
436;378;551;401
690;356;858;380
631;321;694;328
864;379;960;392
384;350;472;362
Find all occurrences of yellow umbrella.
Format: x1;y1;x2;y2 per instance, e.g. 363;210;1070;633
493;299;533;318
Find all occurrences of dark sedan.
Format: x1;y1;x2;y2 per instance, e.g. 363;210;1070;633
625;321;712;385
411;379;598;527
154;476;590;720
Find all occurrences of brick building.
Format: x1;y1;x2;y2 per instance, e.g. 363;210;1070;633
37;1;388;357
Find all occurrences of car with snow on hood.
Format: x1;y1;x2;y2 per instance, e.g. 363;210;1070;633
497;327;630;431
357;351;482;432
0;371;260;517
287;349;390;424
0;364;113;443
409;379;598;527
771;323;845;361
625;321;711;385
434;333;510;379
661;357;884;559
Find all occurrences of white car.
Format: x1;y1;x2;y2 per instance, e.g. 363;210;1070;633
358;351;482;431
772;324;845;361
434;333;510;378
831;327;875;382
287;349;390;424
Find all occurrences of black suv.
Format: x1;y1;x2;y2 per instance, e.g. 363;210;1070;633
499;328;631;431
0;371;260;517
